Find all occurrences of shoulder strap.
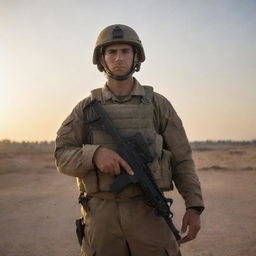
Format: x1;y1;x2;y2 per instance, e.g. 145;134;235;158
141;85;154;104
90;88;103;102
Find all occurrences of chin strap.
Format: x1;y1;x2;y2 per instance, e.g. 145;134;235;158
104;65;137;81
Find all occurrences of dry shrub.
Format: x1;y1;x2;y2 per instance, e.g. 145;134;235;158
200;165;227;171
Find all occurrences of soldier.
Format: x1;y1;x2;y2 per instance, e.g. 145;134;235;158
55;24;204;256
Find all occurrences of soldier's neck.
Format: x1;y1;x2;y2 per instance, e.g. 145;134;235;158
106;77;134;96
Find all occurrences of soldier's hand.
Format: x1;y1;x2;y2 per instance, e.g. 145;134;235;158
93;147;134;176
178;209;201;245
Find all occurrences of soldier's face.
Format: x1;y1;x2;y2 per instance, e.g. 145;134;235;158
102;44;134;75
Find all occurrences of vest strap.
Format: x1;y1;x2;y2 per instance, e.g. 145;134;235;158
141;86;153;104
90;88;104;103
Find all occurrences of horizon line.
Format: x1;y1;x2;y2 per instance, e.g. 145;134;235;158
1;139;256;144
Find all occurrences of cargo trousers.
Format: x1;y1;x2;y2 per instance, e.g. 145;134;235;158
81;196;181;256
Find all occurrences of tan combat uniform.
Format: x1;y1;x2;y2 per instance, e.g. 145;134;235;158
55;79;204;256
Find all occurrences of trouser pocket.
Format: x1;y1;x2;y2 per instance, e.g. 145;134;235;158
80;224;96;256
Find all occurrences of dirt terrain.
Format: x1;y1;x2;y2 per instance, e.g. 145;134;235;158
0;141;256;256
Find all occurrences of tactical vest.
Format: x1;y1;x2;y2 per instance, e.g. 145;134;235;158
78;86;173;198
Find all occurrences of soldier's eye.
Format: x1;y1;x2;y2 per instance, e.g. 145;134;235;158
122;48;132;54
106;49;116;55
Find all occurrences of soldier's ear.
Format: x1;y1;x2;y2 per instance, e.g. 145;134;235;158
100;56;103;66
133;47;139;63
100;55;105;66
134;52;140;68
98;54;107;72
134;53;137;61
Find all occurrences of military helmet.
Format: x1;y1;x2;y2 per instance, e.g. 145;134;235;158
93;24;145;72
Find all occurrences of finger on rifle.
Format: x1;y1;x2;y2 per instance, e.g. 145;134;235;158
112;161;121;176
118;157;134;175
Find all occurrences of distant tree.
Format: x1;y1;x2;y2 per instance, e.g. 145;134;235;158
0;139;11;144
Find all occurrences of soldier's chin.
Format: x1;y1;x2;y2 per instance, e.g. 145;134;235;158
112;70;127;76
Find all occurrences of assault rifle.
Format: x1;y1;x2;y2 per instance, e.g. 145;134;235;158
85;99;181;240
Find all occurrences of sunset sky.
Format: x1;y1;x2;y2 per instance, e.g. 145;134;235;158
1;0;256;142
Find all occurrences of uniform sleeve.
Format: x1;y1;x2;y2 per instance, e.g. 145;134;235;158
153;93;204;209
54;98;101;178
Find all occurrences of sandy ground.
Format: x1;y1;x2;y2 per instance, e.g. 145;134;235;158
0;143;256;256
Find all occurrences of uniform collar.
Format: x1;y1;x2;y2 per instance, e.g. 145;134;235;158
101;78;145;102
